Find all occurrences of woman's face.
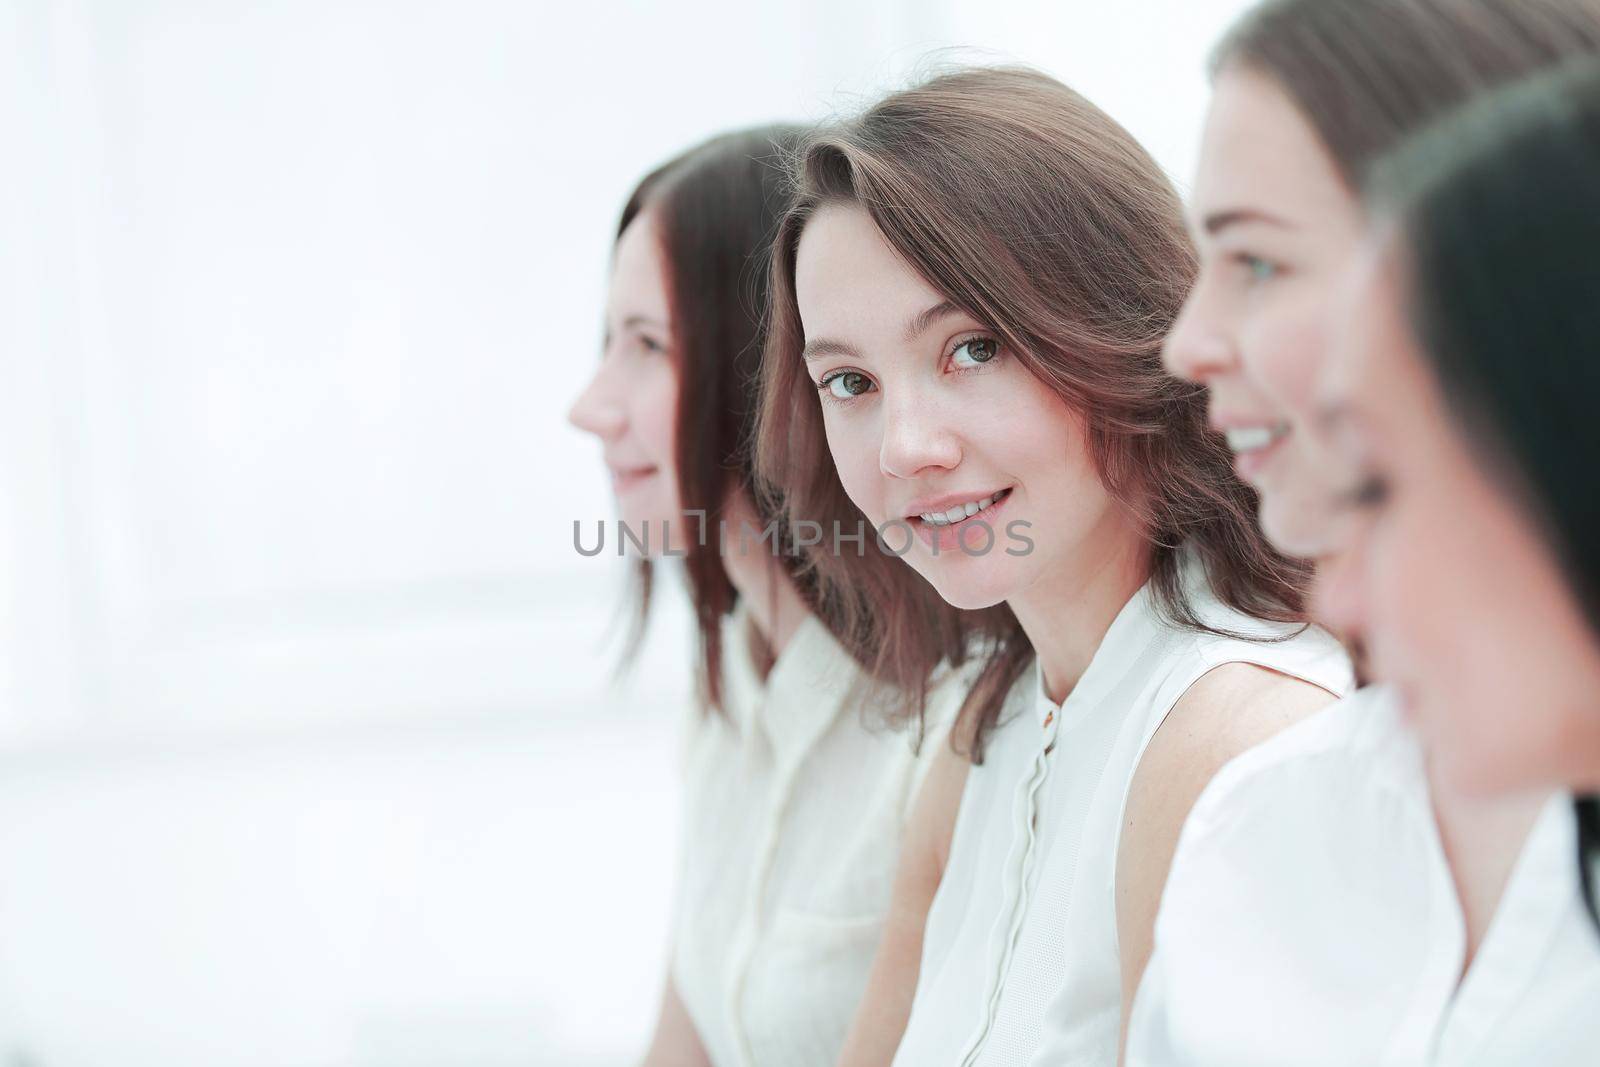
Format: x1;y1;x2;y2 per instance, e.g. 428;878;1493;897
1163;66;1367;558
792;202;1129;611
566;209;684;554
1317;242;1600;794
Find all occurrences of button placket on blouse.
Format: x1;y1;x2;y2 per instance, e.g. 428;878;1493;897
724;766;796;1067
957;699;1064;1066
724;666;848;1067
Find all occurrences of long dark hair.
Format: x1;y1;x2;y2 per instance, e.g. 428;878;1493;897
755;66;1312;760
614;125;807;712
1370;60;1600;932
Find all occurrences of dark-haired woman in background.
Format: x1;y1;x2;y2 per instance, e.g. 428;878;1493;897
567;127;972;1067
1317;59;1600;1060
1130;2;1600;1063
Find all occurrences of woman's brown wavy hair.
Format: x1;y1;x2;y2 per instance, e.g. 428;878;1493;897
754;66;1313;761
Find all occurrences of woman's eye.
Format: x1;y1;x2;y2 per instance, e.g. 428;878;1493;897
639;334;668;354
821;371;874;400
1237;253;1280;283
951;337;999;368
1334;473;1390;512
1352;475;1389;508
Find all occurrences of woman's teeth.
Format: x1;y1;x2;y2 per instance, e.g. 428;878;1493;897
1224;425;1288;454
920;488;1010;526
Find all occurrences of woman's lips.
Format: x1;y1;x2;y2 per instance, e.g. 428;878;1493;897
1227;425;1290;483
908;487;1015;554
610;466;659;494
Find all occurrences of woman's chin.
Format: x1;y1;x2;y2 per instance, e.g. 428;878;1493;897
912;558;1014;612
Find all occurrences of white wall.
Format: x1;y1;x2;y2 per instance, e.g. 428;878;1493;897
0;1;1254;1063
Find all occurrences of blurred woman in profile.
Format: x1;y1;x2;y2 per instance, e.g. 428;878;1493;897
1132;2;1600;1062
566;127;972;1067
1315;58;1600;1057
755;66;1351;1067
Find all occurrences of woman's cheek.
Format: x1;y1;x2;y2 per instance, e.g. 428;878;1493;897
1379;506;1456;692
636;362;680;464
829;421;884;525
1247;300;1327;415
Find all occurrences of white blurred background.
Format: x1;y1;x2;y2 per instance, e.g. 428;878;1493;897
0;1;1254;1063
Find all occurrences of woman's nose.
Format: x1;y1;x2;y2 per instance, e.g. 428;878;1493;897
567;366;627;441
878;389;962;480
1311;540;1369;645
1162;286;1236;383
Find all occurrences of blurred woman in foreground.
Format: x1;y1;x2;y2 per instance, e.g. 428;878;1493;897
1132;1;1600;1060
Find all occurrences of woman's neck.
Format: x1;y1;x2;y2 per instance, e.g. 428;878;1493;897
1425;758;1547;972
1008;525;1151;706
718;495;809;659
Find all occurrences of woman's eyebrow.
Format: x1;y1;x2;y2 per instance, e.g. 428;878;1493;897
1202;207;1294;236
802;337;858;363
902;300;962;343
801;300;964;362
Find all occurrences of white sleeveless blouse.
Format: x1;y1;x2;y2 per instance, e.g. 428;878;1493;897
891;552;1354;1066
670;601;969;1067
1127;685;1600;1066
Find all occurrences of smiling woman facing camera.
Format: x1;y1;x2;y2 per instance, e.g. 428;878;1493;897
755;67;1351;1066
568;127;974;1067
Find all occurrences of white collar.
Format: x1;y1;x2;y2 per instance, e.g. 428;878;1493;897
721;598;857;769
